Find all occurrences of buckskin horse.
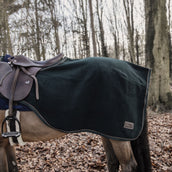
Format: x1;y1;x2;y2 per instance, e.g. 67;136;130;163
0;54;152;172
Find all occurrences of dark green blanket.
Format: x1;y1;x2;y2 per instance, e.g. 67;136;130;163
21;57;151;141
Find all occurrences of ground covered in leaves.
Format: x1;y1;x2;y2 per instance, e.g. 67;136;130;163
16;110;172;172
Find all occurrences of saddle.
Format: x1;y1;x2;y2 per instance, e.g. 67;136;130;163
0;53;64;137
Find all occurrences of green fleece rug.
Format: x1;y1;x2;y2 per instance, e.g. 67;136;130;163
21;57;151;141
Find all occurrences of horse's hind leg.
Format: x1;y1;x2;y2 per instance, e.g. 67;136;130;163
102;137;119;172
5;144;18;172
110;140;137;172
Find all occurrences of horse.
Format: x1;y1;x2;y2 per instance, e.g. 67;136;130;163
0;109;151;172
0;54;152;171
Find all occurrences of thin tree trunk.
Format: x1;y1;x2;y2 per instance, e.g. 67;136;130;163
1;1;7;55
96;0;108;57
35;0;41;60
168;0;172;79
107;1;120;59
135;29;139;65
123;0;135;63
79;0;90;58
122;41;126;61
47;0;61;54
113;33;119;59
169;33;172;79
88;0;97;56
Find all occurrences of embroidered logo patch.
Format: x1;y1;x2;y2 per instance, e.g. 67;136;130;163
124;121;134;130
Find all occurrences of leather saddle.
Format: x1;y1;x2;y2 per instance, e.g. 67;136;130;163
0;54;64;101
0;53;64;138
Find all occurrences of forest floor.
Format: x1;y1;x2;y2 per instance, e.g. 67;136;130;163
16;109;172;172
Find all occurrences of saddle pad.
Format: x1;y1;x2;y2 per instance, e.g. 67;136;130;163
21;57;151;141
0;95;31;111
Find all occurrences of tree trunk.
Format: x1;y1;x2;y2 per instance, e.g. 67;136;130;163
0;1;7;55
79;0;90;58
0;0;14;55
34;0;41;60
145;0;172;107
113;33;119;59
168;0;172;79
135;29;139;65
96;0;108;57
46;0;61;55
88;0;97;57
107;1;120;59
122;40;126;61
123;0;135;63
6;20;13;55
169;33;172;80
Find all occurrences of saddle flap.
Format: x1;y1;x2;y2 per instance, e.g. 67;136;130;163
0;62;12;85
0;67;40;101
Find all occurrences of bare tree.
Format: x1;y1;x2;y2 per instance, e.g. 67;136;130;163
96;0;108;57
88;0;97;56
145;0;172;107
123;0;135;63
79;0;90;58
45;0;61;55
135;29;139;65
34;0;41;60
167;0;172;79
107;1;120;59
0;0;23;55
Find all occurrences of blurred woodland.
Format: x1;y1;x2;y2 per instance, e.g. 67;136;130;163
0;0;172;107
0;1;172;171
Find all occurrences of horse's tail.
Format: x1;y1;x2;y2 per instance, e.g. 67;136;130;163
131;116;152;172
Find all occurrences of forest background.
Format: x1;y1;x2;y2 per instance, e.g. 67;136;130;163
0;0;172;108
0;0;172;171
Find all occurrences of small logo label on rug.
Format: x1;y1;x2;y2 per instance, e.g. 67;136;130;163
124;121;134;130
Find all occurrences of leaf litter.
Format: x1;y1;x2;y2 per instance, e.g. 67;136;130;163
16;110;172;172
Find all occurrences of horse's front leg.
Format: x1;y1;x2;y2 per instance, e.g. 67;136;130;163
5;144;18;172
0;146;9;172
0;139;9;172
102;137;119;172
110;140;137;172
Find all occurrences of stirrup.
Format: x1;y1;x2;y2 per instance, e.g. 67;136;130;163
1;116;21;138
2;131;21;138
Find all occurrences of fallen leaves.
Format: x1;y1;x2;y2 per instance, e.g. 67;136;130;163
148;110;172;172
16;110;171;172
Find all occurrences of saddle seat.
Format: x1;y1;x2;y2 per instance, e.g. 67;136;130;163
0;53;64;101
8;54;64;67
